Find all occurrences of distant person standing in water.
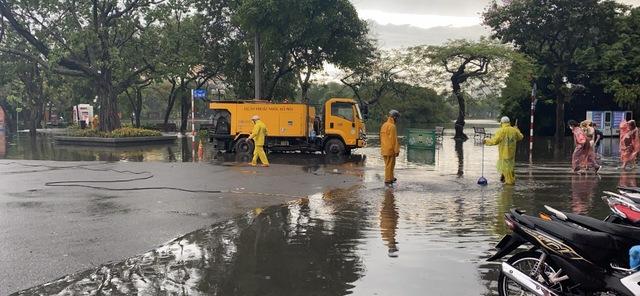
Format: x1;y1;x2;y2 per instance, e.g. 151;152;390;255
569;120;600;174
484;116;524;185
620;120;640;170
591;122;604;153
380;110;400;187
581;120;598;168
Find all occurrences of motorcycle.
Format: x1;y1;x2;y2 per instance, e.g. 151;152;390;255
603;190;640;226
489;207;640;295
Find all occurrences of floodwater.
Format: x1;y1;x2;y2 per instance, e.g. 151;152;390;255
7;129;640;296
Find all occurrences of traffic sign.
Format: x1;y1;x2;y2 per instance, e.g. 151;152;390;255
193;89;207;99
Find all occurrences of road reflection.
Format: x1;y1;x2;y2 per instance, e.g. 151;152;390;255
570;174;598;214
16;192;367;295
380;189;399;257
9;134;640;296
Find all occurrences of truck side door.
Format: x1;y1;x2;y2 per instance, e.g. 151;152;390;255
326;102;357;146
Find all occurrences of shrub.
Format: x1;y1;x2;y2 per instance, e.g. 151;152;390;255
69;128;107;137
68;127;161;138
108;127;162;138
196;129;209;142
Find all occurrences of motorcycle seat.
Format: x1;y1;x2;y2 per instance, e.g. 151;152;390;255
564;212;640;242
524;216;620;265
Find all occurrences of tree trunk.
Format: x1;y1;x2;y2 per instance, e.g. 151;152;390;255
299;68;312;102
29;101;43;136
452;79;468;140
135;107;141;128
179;88;190;134
163;80;178;130
455;138;464;177
26;109;37;136
97;76;121;132
134;87;142;128
553;74;566;150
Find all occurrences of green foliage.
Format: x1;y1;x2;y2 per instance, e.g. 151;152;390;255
109;127;162;138
584;7;640;107
367;84;455;130
69;127;161;138
0;0;163;131
483;0;622;139
196;129;209;142
498;56;537;127
484;0;621;78
229;0;373;99
69;128;107;138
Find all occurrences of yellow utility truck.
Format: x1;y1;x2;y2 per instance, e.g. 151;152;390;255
207;98;366;154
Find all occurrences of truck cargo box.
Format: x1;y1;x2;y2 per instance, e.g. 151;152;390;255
210;102;316;138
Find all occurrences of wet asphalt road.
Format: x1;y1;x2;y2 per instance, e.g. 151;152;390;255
0;160;358;295
2;130;639;295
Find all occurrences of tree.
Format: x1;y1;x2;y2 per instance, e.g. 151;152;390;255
0;0;160;132
484;0;622;145
585;7;640;111
409;39;515;140
340;50;408;109
0;30;54;136
231;0;373;101
497;55;542;134
155;0;229;133
124;80;152;128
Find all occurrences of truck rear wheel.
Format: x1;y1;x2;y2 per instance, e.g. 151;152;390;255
324;139;345;155
235;138;254;154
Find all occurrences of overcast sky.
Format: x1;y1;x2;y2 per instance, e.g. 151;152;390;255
352;0;640;29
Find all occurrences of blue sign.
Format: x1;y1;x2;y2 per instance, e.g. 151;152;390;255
193;89;207;99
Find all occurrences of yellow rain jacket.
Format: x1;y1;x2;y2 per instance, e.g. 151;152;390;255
249;120;267;146
380;117;400;156
484;123;524;184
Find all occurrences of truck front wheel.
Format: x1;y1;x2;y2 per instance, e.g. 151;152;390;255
235;138;254;154
324;139;345;155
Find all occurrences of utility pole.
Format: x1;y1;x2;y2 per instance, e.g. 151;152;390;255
254;32;261;99
15;107;22;134
529;82;537;163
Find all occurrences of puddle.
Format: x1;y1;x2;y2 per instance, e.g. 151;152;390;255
9;130;639;295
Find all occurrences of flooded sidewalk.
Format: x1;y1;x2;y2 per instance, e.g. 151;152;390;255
4;133;639;295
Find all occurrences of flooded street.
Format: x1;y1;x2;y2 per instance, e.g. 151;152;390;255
3;130;638;295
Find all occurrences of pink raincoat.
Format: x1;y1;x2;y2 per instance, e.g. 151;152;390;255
620;127;640;163
572;126;598;171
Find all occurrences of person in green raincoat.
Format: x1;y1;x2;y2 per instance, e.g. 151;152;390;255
483;116;524;185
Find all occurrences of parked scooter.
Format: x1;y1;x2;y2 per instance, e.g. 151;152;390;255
603;190;640;226
489;207;640;295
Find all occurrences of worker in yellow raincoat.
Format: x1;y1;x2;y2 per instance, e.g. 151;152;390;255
248;115;269;167
484;116;524;185
380;110;400;186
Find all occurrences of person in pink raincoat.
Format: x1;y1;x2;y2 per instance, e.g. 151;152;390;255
580;120;598;170
620;120;640;170
569;120;600;174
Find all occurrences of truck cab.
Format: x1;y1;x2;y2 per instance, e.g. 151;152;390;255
321;98;367;154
